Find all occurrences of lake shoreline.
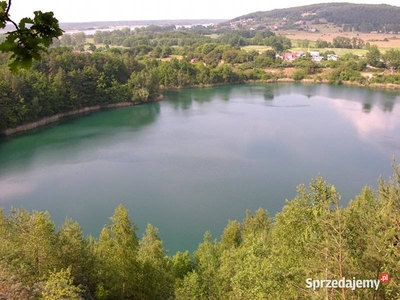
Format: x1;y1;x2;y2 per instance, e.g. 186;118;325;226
273;78;400;90
2;80;400;136
1;102;133;136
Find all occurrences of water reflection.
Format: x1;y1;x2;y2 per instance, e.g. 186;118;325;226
164;86;234;110
330;98;400;156
380;100;395;112
165;84;400;114
362;103;372;113
0;180;36;201
0;103;160;177
264;83;400;106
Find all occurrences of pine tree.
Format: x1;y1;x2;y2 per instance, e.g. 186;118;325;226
95;205;140;299
57;218;96;296
137;224;174;299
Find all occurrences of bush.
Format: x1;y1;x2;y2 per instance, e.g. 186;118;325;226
327;66;366;84
292;69;307;81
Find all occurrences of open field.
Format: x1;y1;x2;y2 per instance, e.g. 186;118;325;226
159;55;184;61
242;29;399;55
243;45;368;56
206;34;220;39
280;29;400;50
242;45;273;52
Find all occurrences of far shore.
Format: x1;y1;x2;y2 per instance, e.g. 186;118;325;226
2;80;400;136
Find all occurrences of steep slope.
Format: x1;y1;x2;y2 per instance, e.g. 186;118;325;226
227;3;400;33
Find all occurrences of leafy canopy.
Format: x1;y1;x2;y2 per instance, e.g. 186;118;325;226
0;0;63;72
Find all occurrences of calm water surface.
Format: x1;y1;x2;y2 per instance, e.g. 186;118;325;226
0;83;399;253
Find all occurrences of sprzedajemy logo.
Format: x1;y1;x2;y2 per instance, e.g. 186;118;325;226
306;273;391;291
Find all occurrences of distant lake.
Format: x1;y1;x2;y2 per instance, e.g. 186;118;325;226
0;83;399;254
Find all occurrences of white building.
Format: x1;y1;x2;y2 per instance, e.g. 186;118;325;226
327;54;339;61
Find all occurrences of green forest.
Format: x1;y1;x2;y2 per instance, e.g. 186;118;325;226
1;165;400;299
0;27;289;131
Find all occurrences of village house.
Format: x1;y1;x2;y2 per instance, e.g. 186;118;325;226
308;51;320;57
277;50;328;62
282;52;297;61
311;56;324;62
276;51;305;61
308;51;324;62
327;54;339;61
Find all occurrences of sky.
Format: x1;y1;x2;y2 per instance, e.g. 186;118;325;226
10;0;400;23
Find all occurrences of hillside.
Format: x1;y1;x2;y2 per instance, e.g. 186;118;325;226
227;3;400;33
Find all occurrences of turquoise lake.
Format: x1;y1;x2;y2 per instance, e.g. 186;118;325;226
0;83;399;253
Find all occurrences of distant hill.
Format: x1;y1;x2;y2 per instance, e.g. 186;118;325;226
226;3;400;33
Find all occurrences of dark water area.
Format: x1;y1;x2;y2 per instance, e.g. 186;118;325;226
0;83;399;254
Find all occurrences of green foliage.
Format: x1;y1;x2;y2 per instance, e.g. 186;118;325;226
316;38;330;48
370;73;400;84
327;65;366;84
193;232;220;298
0;1;7;28
95;205;140;299
366;45;384;68
0;1;63;72
137;224;174;299
57;219;95;293
220;220;241;250
265;35;292;52
332;36;364;49
9;209;59;279
383;49;400;69
41;268;83;300
292;69;307;81
175;271;202;300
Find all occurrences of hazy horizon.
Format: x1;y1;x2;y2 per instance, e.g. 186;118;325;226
10;0;400;23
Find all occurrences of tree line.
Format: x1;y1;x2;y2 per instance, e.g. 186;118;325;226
0;44;277;132
1;165;400;299
60;28;290;52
